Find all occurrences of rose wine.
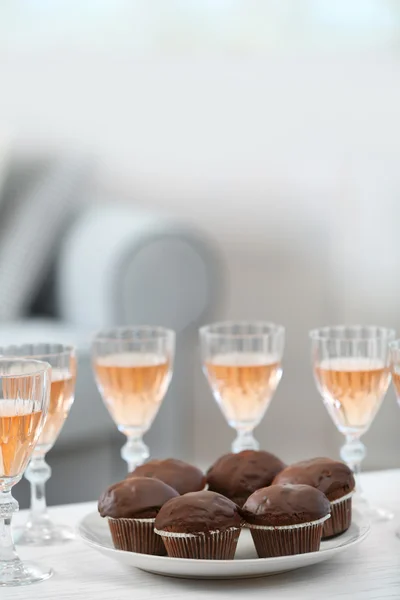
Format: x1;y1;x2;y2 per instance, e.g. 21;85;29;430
314;358;391;435
204;352;282;428
0;401;43;477
94;353;171;432
37;368;75;450
391;368;400;405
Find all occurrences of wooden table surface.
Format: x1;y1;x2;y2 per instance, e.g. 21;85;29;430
4;470;400;600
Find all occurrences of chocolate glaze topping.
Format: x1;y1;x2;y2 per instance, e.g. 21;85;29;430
155;490;243;534
273;458;355;502
207;450;286;507
243;483;331;526
128;458;206;495
98;476;179;519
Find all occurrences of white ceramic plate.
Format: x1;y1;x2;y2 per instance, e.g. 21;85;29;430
78;511;370;580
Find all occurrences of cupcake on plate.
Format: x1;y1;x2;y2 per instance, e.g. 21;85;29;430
207;450;286;507
273;458;355;538
242;483;331;558
155;490;243;559
98;476;179;554
127;458;206;495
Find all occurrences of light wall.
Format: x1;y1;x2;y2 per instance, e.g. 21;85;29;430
3;45;400;314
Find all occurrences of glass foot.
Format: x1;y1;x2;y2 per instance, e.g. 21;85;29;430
353;493;394;522
14;522;76;546
0;559;52;587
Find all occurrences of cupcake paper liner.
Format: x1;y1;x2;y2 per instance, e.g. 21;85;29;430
246;514;330;558
323;491;353;539
154;527;241;559
108;517;166;555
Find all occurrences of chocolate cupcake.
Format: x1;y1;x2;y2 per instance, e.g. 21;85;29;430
128;458;206;495
243;484;331;557
273;458;355;538
98;477;179;554
155;490;243;559
207;450;286;507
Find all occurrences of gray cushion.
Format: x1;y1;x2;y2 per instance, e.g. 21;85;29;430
0;157;89;321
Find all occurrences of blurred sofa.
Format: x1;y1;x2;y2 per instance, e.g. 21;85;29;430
0;156;224;508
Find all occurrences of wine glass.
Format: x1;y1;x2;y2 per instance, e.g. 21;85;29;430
199;321;285;453
310;325;395;521
0;358;52;587
0;344;77;545
92;326;175;472
389;338;400;537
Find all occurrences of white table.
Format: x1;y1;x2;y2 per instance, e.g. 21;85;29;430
4;470;400;600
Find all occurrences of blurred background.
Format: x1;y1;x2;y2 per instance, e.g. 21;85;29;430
1;0;400;507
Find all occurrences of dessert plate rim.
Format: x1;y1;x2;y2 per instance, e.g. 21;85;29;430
78;510;370;579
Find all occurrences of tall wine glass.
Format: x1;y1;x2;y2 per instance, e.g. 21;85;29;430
0;344;77;545
389;338;400;537
310;325;395;521
200;321;285;453
0;358;51;587
92;326;175;472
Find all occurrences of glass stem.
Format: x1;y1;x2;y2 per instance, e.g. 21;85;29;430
232;429;259;453
121;433;149;473
340;435;366;497
0;489;19;565
25;454;51;527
